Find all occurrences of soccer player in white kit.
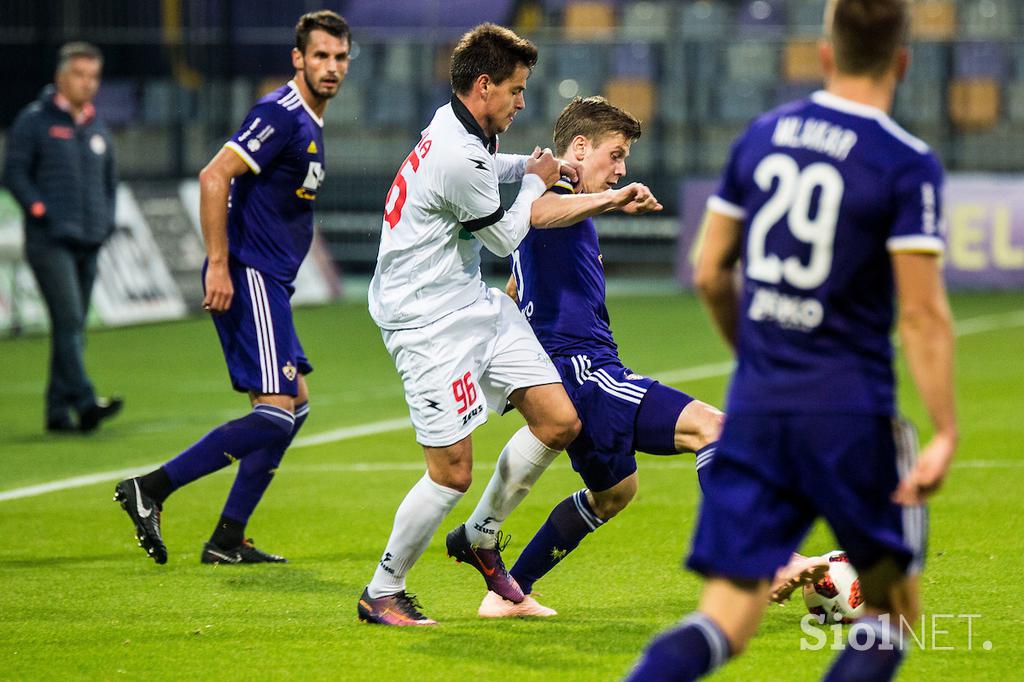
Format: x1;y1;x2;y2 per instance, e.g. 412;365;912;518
358;24;583;626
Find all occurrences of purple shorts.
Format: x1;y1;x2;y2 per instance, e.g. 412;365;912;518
687;413;926;580
552;354;693;492
207;260;312;396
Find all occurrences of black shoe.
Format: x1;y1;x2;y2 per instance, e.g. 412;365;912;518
80;396;124;432
113;478;167;564
445;524;524;603
201;538;287;565
46;416;78;433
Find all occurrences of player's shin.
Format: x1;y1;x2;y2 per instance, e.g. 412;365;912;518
463;426;560;549
367;472;464;598
214;402;310;547
626;613;732;682
510;489;604;595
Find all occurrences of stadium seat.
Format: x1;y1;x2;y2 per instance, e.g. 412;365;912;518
736;0;787;38
782;38;824;83
140;80;175;125
620;1;674;41
604;78;657;122
381;42;420;85
726;41;779;83
703;124;746;172
369;82;419;128
953;41;1009;80
894;81;944;126
611;42;656;79
908;42;950;84
788;0;827;38
563;1;617;40
545;77;603;122
909;0;957;40
716;81;769;124
948;78;1001;131
679;0;730;40
1005;82;1024;124
956;128;1024;171
684;42;719;123
552;42;608;83
960;0;1017;40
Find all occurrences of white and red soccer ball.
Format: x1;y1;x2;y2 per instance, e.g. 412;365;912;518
802;550;866;624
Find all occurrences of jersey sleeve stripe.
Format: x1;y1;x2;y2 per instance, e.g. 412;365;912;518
224;141;261;174
707;195;746;220
886;235;945;254
461;206;506;232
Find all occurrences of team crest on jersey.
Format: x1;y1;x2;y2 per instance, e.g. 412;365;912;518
307;140;318;154
282;362;297;381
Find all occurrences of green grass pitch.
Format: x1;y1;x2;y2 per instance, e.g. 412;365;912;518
1;292;1022;679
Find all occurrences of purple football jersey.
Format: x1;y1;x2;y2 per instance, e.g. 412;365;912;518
511;179;618;362
223;81;326;284
710;90;946;415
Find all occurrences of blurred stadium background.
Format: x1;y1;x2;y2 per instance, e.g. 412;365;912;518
1;0;1023;336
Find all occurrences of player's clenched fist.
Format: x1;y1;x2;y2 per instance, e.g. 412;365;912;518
614;183;663;215
203;262;234;314
525;146;561;188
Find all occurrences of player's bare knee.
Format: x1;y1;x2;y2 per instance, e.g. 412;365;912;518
432;467;472;493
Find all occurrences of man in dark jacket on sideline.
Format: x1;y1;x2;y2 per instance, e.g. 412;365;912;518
3;42;123;433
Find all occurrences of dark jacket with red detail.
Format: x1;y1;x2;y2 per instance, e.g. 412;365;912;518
3;85;116;248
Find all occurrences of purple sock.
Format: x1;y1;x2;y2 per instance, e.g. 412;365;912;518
824;617;905;682
220;402;308;526
694;442;717;493
162;404;295;491
626;613;731;682
510;489;604;595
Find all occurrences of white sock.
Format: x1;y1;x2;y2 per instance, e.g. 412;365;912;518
464;426;561;549
366;472;464;598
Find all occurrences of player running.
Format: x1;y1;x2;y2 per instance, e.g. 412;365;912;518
113;11;350;565
358;24;584;626
479;97;825;618
629;1;957;679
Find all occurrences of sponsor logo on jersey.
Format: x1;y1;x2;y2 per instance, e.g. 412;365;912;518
282;361;297;381
461;403;484;426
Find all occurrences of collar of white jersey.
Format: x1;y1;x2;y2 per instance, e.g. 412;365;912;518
450;95;498;155
286;80;324;128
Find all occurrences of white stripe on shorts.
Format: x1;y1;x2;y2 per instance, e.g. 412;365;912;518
247;268;279;394
585;368;646;405
893;417;927;575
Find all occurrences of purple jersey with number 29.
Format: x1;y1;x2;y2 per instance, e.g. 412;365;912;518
709;90;946;416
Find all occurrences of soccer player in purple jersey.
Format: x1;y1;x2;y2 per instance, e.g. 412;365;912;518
113;11;350;566
483;97;717;617
628;1;957;680
482;97;824;618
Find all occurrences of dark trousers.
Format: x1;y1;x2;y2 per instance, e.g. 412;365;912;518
25;238;98;422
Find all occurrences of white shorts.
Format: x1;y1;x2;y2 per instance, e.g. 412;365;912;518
382;287;560;447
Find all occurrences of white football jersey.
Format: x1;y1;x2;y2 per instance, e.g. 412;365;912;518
368;100;545;330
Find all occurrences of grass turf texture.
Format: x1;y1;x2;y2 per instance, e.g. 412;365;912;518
1;292;1021;680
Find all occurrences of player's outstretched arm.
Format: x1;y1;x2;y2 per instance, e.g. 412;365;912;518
198;147;250;313
531;182;661;229
891;251;958;506
694;210;744;351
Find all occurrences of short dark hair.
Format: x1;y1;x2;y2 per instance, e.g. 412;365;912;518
826;0;909;77
553;96;642;157
450;23;538;96
57;42;102;72
295;10;350;54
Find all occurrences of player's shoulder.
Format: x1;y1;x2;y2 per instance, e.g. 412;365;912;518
247;83;311;127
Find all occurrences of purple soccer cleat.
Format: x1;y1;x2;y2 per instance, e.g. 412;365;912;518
445;524;524;603
357;587;438;626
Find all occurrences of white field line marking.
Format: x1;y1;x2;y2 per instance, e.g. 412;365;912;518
2;309;1022;504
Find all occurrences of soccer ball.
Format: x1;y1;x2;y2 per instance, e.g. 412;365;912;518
802;550;866;624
